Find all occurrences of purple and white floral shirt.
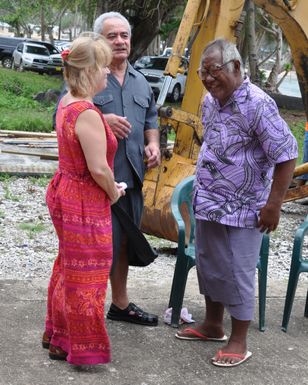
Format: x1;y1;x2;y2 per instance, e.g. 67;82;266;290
193;77;298;228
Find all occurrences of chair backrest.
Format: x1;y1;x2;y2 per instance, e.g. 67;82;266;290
171;175;195;245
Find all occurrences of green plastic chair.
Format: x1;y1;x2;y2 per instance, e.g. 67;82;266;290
281;215;308;332
168;175;269;331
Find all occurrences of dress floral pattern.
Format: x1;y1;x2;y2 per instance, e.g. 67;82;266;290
45;100;117;365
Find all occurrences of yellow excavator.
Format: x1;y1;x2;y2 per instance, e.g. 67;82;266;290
141;0;308;242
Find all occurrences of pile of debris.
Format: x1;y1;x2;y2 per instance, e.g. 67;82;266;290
0;129;58;176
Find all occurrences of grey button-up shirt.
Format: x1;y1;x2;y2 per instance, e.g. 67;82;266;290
93;62;158;188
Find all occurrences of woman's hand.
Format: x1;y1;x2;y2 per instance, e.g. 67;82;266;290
110;182;127;205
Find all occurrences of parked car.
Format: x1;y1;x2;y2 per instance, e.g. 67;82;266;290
0;36;63;73
0;36;25;68
12;42;53;74
134;55;189;102
162;46;189;58
24;39;63;73
54;40;71;52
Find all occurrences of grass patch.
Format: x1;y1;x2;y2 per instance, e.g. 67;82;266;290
0;68;62;132
280;109;305;164
3;182;19;201
0;173;15;182
29;175;51;188
288;121;305;164
18;222;46;238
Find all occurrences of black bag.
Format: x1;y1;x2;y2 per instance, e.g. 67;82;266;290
111;204;158;267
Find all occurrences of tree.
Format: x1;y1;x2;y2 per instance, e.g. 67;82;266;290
0;0;39;37
238;2;293;93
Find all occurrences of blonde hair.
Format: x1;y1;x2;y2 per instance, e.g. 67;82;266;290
63;32;112;97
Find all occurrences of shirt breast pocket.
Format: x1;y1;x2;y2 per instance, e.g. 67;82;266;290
133;95;149;124
93;94;114;113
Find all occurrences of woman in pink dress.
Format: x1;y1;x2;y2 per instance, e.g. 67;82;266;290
42;33;125;366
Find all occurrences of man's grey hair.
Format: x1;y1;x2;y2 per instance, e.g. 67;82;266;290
93;12;131;37
201;38;244;77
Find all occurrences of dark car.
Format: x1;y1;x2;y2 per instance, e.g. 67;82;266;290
0;36;62;73
0;36;25;68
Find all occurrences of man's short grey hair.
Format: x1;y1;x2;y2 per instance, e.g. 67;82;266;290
201;38;244;77
93;12;131;37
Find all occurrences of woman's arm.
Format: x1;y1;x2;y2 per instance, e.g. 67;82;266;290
75;109;122;204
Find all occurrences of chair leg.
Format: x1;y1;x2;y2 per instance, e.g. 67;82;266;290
304;289;308;318
168;260;191;328
258;234;269;332
281;264;301;332
258;270;267;332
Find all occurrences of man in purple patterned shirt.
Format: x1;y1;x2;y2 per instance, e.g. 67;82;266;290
176;39;298;367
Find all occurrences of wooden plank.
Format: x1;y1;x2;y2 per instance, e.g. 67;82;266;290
284;185;308;202
1;148;58;160
2;139;57;144
0;164;57;176
0;130;56;138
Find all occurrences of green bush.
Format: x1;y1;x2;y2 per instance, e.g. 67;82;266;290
0;68;63;132
290;121;305;164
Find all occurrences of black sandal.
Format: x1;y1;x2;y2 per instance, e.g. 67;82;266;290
107;302;158;326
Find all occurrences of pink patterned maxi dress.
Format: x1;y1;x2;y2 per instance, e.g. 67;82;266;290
44;100;117;365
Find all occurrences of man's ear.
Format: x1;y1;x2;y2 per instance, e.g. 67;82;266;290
233;60;241;74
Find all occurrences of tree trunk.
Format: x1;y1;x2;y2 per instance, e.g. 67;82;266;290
246;0;259;83
146;35;161;56
58;16;62;40
265;26;282;92
73;3;79;39
40;4;45;41
47;26;54;44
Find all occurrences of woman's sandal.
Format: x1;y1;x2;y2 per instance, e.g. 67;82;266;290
42;332;51;349
42;332;67;361
49;344;68;361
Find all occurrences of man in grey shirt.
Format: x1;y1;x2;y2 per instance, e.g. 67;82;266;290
93;12;161;325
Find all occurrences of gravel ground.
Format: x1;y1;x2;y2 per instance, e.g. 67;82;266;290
0;177;307;282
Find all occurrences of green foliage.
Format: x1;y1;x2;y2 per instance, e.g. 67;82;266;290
18;221;46;238
0;173;14;182
284;63;292;71
258;69;267;86
29;175;51;187
289;121;305;164
0;68;62;132
3;182;19;201
0;0;41;33
160;18;181;40
159;3;186;40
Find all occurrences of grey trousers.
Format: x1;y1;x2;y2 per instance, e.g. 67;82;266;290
195;219;263;320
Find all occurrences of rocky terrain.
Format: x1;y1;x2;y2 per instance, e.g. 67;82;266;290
0;177;307;282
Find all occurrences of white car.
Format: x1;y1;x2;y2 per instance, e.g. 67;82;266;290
162;47;189;58
12;42;52;73
54;40;71;52
134;56;189;102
